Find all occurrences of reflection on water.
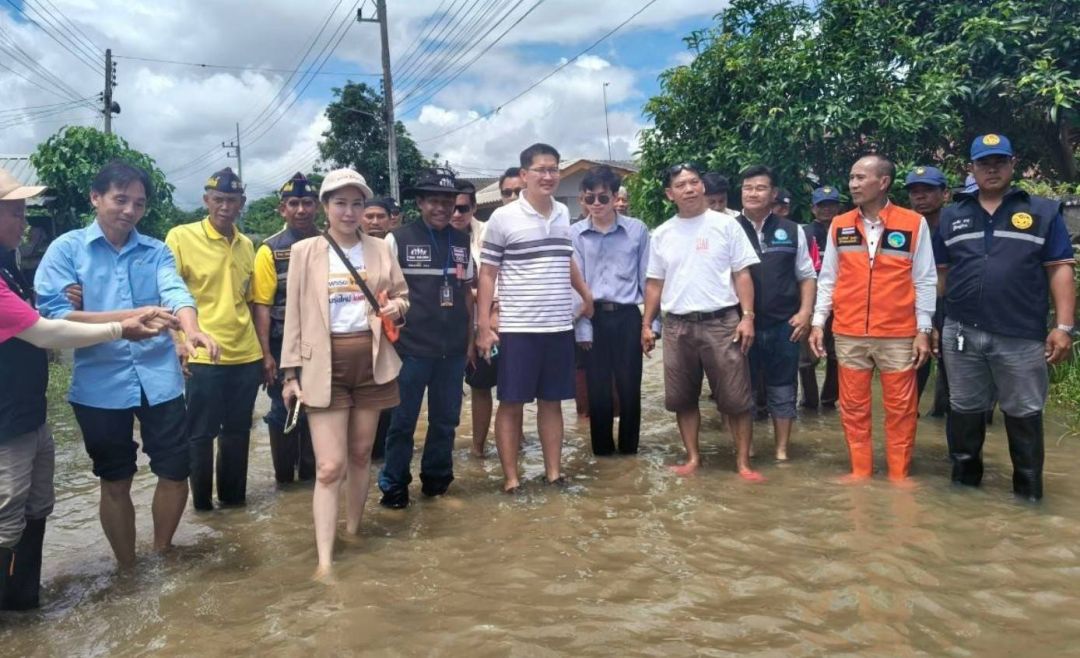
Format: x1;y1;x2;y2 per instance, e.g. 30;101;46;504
4;348;1080;656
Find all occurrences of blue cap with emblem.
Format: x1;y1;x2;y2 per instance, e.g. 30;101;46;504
205;166;244;193
970;133;1013;160
279;172;318;198
904;166;947;188
811;186;840;205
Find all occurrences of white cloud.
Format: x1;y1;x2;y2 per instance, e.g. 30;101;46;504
0;1;717;207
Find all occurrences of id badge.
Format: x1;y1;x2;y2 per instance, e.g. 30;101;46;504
440;280;454;307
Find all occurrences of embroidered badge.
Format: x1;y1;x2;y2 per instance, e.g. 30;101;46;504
1011;212;1033;230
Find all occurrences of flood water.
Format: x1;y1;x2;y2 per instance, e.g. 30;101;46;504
3;348;1080;656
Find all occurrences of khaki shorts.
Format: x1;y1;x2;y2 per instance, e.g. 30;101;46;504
833;335;913;373
662;309;753;415
0;424;54;548
311;333;400;412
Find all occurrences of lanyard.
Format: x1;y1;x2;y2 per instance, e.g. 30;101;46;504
426;225;453;278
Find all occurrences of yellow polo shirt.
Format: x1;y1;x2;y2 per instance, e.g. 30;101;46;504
165;218;262;365
251;244;278;306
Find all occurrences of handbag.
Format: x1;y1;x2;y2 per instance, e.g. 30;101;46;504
323;231;400;343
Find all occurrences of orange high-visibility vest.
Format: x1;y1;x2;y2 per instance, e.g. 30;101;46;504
831;204;922;338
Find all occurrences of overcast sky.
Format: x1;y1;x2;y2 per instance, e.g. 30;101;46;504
0;1;720;207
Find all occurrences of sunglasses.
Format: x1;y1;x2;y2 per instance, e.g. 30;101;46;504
500;187;523;198
666;162;702;178
583;194;611;205
454;204;472;214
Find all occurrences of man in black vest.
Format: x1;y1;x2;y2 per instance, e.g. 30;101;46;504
934;134;1075;501
251;173;320;484
378;168;475;508
799;185;841;410
737;166;817;460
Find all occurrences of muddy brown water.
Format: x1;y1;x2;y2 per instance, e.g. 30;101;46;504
3;348;1080;657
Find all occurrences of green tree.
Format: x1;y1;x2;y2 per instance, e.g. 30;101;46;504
241;195;286;240
632;0;1079;225
30;126;177;238
319;81;433;199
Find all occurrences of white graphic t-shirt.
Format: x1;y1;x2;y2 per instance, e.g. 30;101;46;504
328;242;370;333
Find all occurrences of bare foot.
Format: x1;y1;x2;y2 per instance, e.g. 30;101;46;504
738;469;766;482
313;565;336;584
775;449;789;462
470;446;485;458
837;473;872;485
669;461;700;477
338;530;362;546
503;479;521;494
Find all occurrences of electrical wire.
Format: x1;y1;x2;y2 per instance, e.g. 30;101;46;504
3;0;101;73
416;0;659;143
113;54;380;77
28;0;104;58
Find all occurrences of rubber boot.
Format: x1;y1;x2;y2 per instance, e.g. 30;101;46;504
2;518;45;610
268;425;296;484
821;358;839;407
1004;413;1044;501
949;410;987;487
217;432;249;506
930;359;949;418
0;547;11;608
881;369;918;480
189;439;214;510
297;422;316;481
838;365;874;478
799;365;819;408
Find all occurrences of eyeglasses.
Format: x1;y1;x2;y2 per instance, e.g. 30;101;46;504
500;187;523;198
453;204;472;214
527;167;561;178
285;198;317;209
583;194;611;205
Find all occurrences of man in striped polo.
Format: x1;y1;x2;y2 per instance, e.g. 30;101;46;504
476;143;595;492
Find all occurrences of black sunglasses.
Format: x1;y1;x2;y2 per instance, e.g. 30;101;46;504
500;187;523;198
664;162;703;185
583;194;611;205
454;204;472;214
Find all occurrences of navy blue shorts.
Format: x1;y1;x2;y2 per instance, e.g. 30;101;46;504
497;331;575;403
72;393;189;482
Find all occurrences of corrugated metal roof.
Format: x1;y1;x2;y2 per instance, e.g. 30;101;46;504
0;155;41;187
476;158;640;207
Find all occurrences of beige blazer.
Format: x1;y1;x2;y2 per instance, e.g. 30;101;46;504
280;234;410;409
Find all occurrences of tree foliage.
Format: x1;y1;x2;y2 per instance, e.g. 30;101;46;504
632;0;1080;224
319;82;432;199
30;126;177;238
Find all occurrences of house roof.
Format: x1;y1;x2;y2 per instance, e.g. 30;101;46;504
476;158;639;207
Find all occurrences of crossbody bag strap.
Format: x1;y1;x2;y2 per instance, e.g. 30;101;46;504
322;231;381;313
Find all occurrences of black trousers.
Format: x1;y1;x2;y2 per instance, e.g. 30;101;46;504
185;362;262;510
584;306;643;455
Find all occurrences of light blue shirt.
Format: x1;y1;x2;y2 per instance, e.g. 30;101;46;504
571;214;654;342
34;221;195;409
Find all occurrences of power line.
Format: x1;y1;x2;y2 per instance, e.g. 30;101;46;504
0;28;98;109
0;59;81;101
0;95;98;115
3;0;101;72
392;0;474;90
113;54;380;77
417;0;660;143
394;0;523;110
390;0;454;79
22;0;103;65
28;0;104;58
0;104;96;129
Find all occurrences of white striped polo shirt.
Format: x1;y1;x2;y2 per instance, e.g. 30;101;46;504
481;196;574;333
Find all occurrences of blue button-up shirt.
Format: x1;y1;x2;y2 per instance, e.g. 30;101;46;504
571;214;653;342
34;221;195;409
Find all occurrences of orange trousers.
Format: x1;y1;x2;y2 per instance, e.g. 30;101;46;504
835;336;918;479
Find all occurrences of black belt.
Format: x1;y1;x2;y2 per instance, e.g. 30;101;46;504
594;301;639;313
667;306;738;322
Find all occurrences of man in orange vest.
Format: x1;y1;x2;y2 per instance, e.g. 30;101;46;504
809;154;937;481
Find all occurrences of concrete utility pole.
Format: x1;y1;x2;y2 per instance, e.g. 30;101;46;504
358;0;399;201
103;48;118;134
223;122;243;182
602;82;612;161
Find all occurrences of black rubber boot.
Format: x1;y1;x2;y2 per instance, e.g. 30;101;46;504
798;366;819;408
268;425;296;484
930;360;950;417
297;423;316;482
3;518;45;610
189;440;214;510
1004;413;1044;502
0;547;12;608
420;474;454;498
949;410;988;487
217;433;249;506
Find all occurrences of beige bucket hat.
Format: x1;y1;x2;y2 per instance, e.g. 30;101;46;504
0;168;47;200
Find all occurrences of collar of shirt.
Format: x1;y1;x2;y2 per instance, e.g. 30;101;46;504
858;201;892;227
517;195;564;223
84;218;153;254
202;217;239;243
581;213;626;236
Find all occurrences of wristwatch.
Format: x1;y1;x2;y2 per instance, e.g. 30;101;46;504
1055;324;1076;337
917;327;933;335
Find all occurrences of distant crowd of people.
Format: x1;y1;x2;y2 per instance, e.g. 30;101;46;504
0;131;1073;597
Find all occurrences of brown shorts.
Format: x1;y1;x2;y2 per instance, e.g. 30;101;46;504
310;332;399;412
662;309;753;415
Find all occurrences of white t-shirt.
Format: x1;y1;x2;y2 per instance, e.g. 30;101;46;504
646;209;760;315
328;242;370;333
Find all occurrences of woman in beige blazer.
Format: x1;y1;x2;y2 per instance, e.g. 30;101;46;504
280;168;409;579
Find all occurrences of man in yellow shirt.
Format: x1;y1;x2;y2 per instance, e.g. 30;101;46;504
251;173;319;484
165;167;263;511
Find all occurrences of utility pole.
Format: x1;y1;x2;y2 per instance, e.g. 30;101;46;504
103;48;118;134
359;0;399;201
223;122;242;182
602;82;612;161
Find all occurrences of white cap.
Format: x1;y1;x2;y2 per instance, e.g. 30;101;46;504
0;168;46;201
319;168;373;202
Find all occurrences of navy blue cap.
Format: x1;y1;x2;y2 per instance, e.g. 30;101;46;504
405;167;458;198
970;134;1013;160
904;166;947;188
811;186;840;205
364;198;392;214
775;188;791;205
279;172;318;198
205;167;243;193
384;196;400;212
